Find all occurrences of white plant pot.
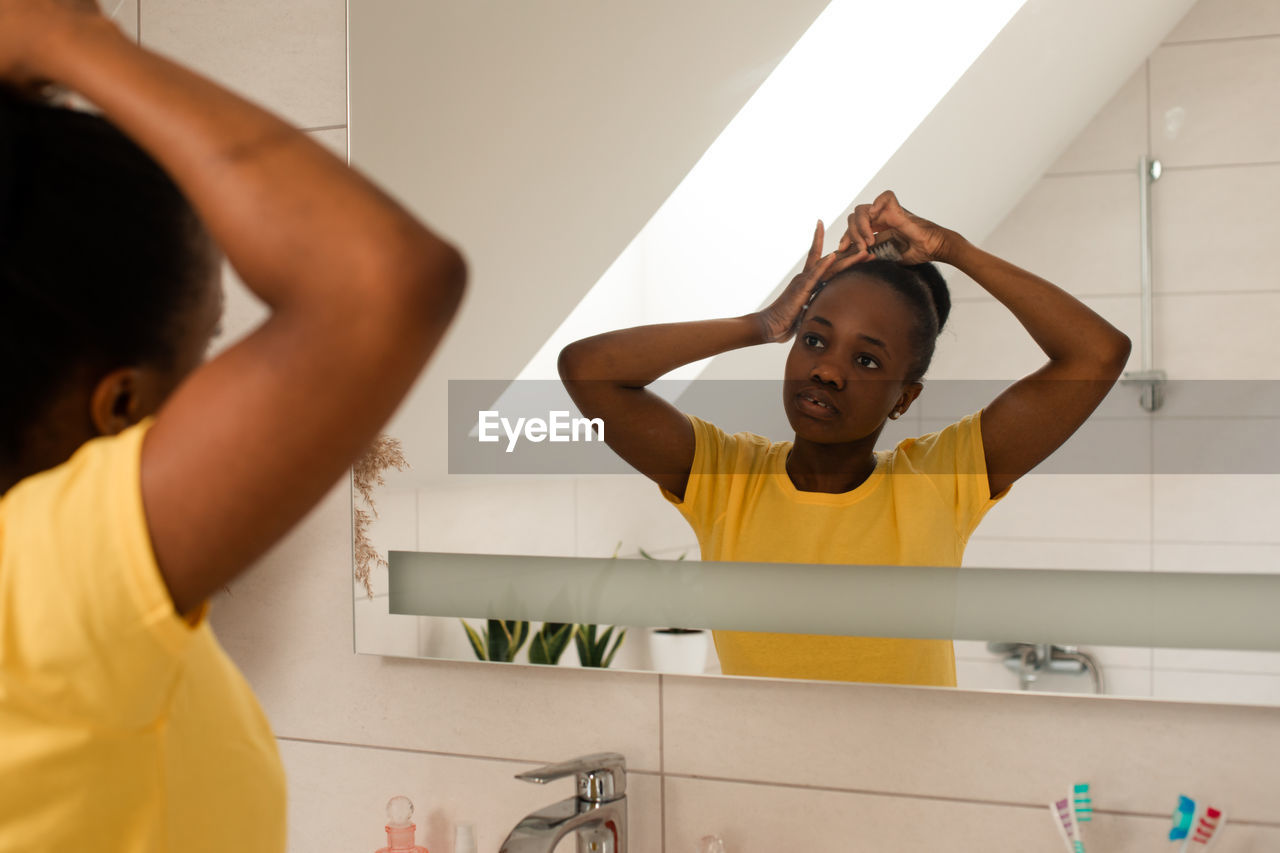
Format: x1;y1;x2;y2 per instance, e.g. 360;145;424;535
648;630;710;675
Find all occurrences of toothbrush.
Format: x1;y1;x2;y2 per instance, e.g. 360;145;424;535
1050;798;1077;853
1070;783;1092;853
1189;807;1225;851
1170;795;1196;847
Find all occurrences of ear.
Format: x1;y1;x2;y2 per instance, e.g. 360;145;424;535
891;381;924;419
89;367;148;436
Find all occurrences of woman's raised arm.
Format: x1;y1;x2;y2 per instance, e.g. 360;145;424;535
560;222;845;499
838;191;1131;497
4;2;466;612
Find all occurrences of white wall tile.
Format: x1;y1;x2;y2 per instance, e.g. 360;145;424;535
352;597;419;658
574;476;698;559
1048;66;1149;175
1155;647;1280;675
661;674;1280;820
963;538;1151;571
1166;0;1280;42
1154;541;1280;573
929;295;1140;380
1154;668;1280;704
664;776;1055;853
966;473;1151;543
280;739;662;853
141;0;346;129
948;174;1141;301
1149;39;1280;167
211;484;663;771
1155;292;1280;378
1153;164;1280;294
666;774;1280;853
1152;474;1280;542
414;478;578;557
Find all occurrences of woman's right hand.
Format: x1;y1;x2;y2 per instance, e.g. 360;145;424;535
0;0;105;89
755;220;869;343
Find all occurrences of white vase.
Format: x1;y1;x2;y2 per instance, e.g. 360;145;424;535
648;629;709;675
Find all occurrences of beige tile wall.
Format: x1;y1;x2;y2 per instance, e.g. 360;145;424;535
137;0;1280;849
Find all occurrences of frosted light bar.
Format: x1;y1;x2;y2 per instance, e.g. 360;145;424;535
389;552;1280;652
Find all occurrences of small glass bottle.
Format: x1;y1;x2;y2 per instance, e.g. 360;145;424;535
375;796;429;853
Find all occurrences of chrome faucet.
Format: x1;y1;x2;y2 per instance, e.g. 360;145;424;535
499;753;627;853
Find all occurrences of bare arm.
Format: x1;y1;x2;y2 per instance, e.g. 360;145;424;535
10;3;466;612
839;191;1131;497
560;222;845;499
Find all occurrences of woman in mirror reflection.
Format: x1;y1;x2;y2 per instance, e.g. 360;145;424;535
560;190;1130;687
0;2;465;850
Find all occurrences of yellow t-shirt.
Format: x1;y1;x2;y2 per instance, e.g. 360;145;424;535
665;411;1006;686
0;423;286;853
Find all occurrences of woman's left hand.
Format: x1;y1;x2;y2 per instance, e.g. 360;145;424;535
834;190;965;267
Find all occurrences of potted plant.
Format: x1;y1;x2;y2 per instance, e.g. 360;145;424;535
528;622;574;665
574;622;626;668
460;619;529;663
638;548;709;675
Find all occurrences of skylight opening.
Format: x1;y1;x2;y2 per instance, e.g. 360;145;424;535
517;0;1027;381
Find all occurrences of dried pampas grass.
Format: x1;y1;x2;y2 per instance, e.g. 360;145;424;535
352;435;409;598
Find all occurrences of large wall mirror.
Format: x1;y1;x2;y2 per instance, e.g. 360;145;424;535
349;0;1280;705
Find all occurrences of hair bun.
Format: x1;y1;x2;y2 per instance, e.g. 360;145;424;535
907;262;950;333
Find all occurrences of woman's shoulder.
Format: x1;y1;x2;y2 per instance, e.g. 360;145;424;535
885;412;984;473
686;414;788;472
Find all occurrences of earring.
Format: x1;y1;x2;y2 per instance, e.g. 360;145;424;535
888;411;901;420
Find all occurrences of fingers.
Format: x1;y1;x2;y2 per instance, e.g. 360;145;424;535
843;205;876;254
810;248;840;282
826;250;872;277
804;219;825;271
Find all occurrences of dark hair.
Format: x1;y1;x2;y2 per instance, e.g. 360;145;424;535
822;259;950;382
0;93;213;465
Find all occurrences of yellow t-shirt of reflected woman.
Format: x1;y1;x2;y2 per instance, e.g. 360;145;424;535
0;422;285;853
663;411;1007;687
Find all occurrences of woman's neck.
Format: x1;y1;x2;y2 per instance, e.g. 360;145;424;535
785;435;880;494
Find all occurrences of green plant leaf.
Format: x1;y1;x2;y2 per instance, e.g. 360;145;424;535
602;628;627;668
530;622;572;665
461;620;488;661
574;624;592;666
486;619;529;662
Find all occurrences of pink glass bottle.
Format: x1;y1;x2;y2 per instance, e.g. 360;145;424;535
375;796;429;853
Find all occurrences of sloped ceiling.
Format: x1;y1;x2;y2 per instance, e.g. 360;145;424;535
350;0;1197;478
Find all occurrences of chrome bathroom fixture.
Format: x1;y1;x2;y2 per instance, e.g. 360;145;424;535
987;642;1105;694
499;752;627;853
1121;154;1166;412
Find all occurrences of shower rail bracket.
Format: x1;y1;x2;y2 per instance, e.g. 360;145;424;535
1121;368;1166;413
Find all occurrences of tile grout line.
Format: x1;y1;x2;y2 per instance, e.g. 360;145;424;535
275;734;668;775
1148;402;1157;693
1144;58;1151;155
953;288;1280;303
973;534;1280;548
1046;160;1280;178
302;123;349;133
1162;32;1280;47
1161;159;1280;172
272;735;1280;829
659;685;668;851
657;772;1280;828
